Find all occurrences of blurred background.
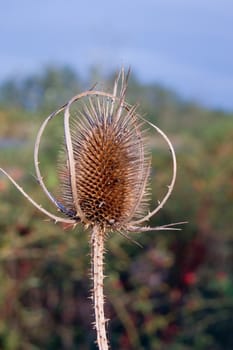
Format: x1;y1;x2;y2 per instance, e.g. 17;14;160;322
0;1;232;349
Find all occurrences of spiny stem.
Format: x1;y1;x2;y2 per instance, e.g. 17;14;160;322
91;226;109;350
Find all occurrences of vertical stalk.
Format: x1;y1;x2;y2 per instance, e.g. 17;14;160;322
91;226;109;350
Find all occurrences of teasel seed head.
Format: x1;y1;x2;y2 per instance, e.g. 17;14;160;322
1;68;184;232
59;92;150;230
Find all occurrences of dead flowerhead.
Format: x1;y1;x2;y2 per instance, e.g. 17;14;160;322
1;69;182;233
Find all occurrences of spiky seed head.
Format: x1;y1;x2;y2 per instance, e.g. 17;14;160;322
0;69;180;232
59;91;150;230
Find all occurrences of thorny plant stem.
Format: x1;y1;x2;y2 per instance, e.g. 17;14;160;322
91;226;108;350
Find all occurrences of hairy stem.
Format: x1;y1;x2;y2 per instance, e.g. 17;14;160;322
91;226;109;350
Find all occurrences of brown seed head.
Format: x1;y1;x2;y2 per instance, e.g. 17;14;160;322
0;69;181;233
59;92;150;230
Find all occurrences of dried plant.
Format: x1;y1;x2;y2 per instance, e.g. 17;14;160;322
0;69;185;350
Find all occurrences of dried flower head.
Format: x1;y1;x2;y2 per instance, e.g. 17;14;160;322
1;69;181;232
59;88;150;232
0;68;185;350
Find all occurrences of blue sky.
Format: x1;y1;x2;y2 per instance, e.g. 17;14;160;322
1;0;233;110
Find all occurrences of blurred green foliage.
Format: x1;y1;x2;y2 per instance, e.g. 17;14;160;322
0;67;232;349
